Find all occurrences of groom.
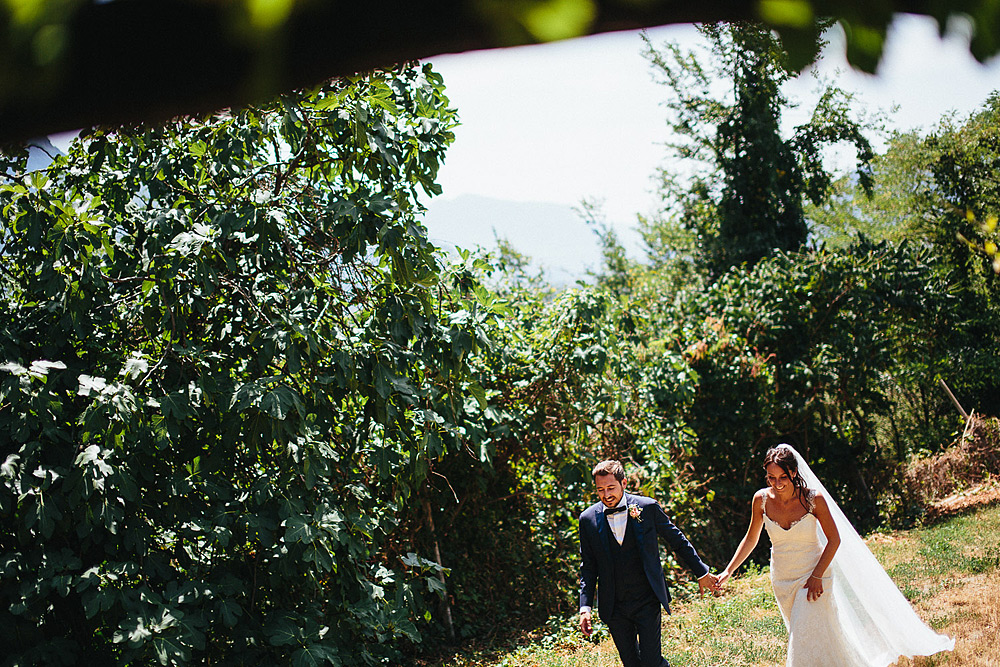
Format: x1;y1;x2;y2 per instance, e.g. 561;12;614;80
579;460;718;667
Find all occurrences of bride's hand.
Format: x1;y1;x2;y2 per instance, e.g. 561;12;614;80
716;570;731;588
804;575;824;601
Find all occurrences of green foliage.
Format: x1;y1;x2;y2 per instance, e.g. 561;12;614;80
577;199;634;297
0;64;507;665
597;233;990;565
642;22;874;278
807;94;1000;418
807;130;935;246
428;283;637;628
908;98;1000;417
4;22;1000;667
400;250;717;639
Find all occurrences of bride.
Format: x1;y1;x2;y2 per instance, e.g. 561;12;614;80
717;444;954;666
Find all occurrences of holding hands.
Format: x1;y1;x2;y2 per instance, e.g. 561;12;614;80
712;568;826;603
698;571;723;595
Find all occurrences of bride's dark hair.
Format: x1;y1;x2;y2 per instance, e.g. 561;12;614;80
764;445;811;512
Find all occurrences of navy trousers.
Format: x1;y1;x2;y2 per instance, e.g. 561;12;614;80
603;593;669;667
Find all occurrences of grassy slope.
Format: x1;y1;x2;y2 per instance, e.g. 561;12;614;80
445;494;1000;667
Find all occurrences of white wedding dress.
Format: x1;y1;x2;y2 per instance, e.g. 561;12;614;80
763;445;955;667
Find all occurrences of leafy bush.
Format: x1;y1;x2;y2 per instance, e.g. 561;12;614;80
637;238;975;562
0;65;498;666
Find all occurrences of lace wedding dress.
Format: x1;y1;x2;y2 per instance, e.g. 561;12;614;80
763;445;955;666
764;492;868;664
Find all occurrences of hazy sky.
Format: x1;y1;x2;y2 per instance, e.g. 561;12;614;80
424;14;1000;232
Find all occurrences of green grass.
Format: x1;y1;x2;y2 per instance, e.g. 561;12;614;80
661;582;787;666
873;504;1000;603
430;502;1000;667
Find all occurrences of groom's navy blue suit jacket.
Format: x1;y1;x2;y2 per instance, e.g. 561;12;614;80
579;493;709;619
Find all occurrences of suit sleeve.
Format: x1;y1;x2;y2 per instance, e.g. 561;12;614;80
650;502;710;579
579;513;598;609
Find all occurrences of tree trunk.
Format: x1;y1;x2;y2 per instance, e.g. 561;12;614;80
423;499;455;640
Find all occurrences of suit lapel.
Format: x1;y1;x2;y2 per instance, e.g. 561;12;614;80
626;494;645;552
596;505;613;560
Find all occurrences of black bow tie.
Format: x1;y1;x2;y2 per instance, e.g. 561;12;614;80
606;504;627;515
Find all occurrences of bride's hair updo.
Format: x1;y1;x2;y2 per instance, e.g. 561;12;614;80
764;445;811;511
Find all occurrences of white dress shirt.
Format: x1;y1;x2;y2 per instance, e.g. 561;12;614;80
607;498;628;545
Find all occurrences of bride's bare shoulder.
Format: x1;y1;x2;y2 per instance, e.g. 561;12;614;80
808;489;830;513
752;489;769;507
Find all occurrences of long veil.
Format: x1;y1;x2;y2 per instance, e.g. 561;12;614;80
777;444;955;664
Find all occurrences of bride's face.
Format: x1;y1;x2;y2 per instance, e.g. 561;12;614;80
765;463;797;496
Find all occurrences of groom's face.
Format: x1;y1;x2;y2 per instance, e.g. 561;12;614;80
595;473;624;509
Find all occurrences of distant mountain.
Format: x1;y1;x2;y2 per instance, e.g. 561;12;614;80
26;137;61;171
421;194;609;284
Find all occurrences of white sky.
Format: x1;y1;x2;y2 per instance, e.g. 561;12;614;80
424;14;1000;231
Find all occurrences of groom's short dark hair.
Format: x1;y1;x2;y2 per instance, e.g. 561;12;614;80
592;460;625;482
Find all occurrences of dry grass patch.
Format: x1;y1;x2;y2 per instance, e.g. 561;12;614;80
928;480;1000;521
894;572;1000;666
869;502;1000;666
905;415;1000;517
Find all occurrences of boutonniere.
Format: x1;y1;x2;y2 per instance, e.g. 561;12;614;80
628;502;642;521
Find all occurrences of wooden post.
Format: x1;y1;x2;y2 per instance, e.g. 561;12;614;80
423;499;455;639
960;409;977;443
938;378;969;419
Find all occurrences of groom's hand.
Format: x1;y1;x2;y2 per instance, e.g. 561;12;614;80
579;609;592;637
698;572;720;596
